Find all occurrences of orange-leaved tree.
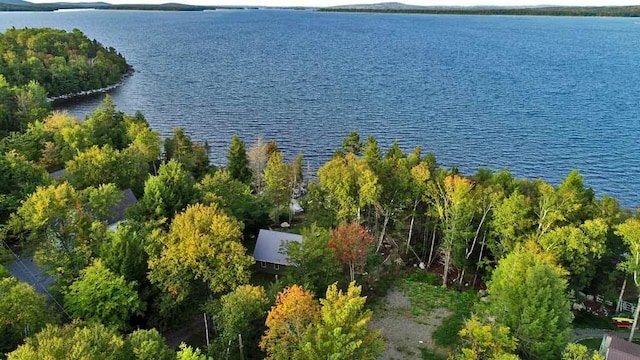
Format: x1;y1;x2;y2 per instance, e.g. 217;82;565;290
259;285;319;359
328;222;374;282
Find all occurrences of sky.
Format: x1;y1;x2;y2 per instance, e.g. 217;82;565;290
28;0;640;8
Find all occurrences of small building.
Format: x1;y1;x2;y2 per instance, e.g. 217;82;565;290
106;189;138;231
253;229;303;273
600;334;640;360
49;169;66;180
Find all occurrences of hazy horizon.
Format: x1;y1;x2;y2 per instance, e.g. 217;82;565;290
25;0;640;8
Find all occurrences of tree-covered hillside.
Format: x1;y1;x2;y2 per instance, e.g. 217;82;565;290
0;27;129;97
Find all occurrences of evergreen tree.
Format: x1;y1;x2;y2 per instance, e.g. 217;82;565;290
227;134;251;183
486;242;572;359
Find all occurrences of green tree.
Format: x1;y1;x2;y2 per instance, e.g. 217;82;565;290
164;128;210;179
137;160;197;222
486;242;572;359
561;343;603;360
100;221;151;284
65;145;149;189
64;259;142;331
0;277;53;355
176;343;213;360
317;152;378;223
430;174;476;286
147;203;253;303
197;169;272;234
14;80;50;130
615;217;640;338
537;218;608;290
227;134;251;183
84;96;128;150
490;190;534;258
371;143;416;252
7;322;127;360
10;183;120;279
125;118;162;164
299;282;383;360
454;312;519;360
263;151;290;223
342;131;362;155
214;285;269;358
0;150;49;222
0;28;128;97
556;170;594;225
284;224;342;295
127;328;174;360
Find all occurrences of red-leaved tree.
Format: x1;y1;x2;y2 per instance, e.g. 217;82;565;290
328;222;374;281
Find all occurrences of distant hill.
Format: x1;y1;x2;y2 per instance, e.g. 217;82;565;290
0;0;31;5
322;3;640;17
330;2;428;10
49;1;110;7
331;2;566;10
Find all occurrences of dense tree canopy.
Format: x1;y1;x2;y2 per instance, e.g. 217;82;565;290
299;282;383;360
284;224;342;295
7;322;173;360
147;203;253;303
0;276;53;355
486;242;572;359
1;51;638;360
64;259;142;331
0;27;129;97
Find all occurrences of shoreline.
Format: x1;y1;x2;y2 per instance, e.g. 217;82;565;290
47;68;134;103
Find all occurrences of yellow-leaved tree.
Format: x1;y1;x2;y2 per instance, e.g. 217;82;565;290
148;203;253;303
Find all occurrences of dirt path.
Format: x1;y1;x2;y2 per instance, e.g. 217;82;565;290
370;290;451;359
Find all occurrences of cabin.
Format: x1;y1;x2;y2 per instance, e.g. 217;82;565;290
600;334;640;359
106;189;138;231
49;169;66;180
252;229;303;273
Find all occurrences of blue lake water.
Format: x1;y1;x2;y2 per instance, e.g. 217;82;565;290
1;10;639;207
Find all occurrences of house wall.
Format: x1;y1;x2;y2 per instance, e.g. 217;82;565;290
255;261;287;275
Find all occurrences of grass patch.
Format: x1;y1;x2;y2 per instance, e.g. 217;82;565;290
573;311;615;330
577;337;602;351
421;348;447;360
403;279;477;348
432;290;477;347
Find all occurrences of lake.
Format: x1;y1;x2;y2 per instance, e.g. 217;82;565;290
1;10;639;207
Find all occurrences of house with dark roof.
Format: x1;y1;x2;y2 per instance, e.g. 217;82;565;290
253;229;303;273
49;169;66;180
106;189;137;231
600;334;640;360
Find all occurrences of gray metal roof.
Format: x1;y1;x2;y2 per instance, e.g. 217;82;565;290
49;169;66;179
105;189;137;225
8;257;55;295
253;229;303;266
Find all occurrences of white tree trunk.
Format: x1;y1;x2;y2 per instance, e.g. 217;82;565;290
427;222;437;268
406;200;418;255
376;212;390;253
442;250;451;286
617;276;627;314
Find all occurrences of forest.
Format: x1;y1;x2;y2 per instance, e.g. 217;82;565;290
0;28;128;136
319;6;640;17
1;27;639;360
